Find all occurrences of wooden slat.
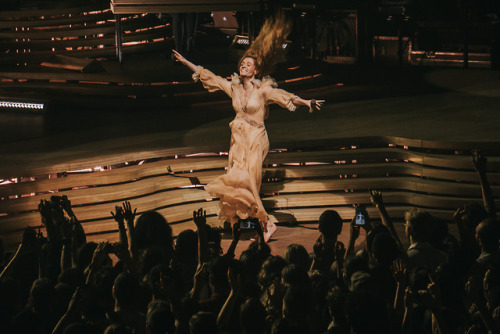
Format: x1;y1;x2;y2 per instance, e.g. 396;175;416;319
1;41;163;60
0;7;104;19
0;27;169;50
0;155;226;198
261;177;495;197
262;192;492;210
0;12;114;29
0;144;227;180
2;169;493;215
3;146;498;183
0;172;492;233
2;151;499;201
0;14;158;39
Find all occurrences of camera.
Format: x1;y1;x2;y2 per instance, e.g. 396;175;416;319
355;206;366;225
238;218;258;229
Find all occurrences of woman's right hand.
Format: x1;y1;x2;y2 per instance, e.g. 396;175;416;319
172;49;186;64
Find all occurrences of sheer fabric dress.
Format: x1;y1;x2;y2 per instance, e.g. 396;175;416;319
193;67;297;229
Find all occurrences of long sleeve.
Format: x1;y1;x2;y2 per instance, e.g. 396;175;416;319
193;66;232;98
264;85;297;111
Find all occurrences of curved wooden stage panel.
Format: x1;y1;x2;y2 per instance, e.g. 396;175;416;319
0;6;170;65
1;136;499;250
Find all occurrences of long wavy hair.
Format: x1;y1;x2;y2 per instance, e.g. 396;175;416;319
239;10;292;78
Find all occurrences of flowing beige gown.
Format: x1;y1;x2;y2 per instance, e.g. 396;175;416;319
193;67;297;229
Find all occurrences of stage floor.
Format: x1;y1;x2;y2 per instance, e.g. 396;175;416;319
1;53;499;255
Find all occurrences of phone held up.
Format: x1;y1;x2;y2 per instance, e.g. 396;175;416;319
354;205;366;226
238;217;259;230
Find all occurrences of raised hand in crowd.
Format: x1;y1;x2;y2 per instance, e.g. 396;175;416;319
370;189;405;253
454;206;476;247
346;217;360;257
465;273;498;333
39;199;59;242
111;205;128;248
472;150;496;218
193;208;211;264
85;241;109;285
332;241;346;280
218;263;242;328
224;222;241;260
391;258;408;313
415;278;448;334
60;195;75;218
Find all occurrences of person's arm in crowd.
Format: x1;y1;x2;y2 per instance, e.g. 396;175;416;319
60;216;74;271
217;265;242;328
345;219;360;257
121;201;137;258
392;258;408;314
416;279;448;334
466;274;499;333
309;236;323;272
224;223;241;260
189;262;207;301
332;241;346;281
472;151;496;218
111;206;128;250
402;287;414;334
52;287;82;334
39;199;59;242
60;195;76;219
193;208;210;264
60;195;86;267
85;242;108;285
1;227;41;280
254;219;266;246
370;190;406;254
454;207;476;247
160;273;186;333
111;205;139;279
0;242;24;280
59;197;76;270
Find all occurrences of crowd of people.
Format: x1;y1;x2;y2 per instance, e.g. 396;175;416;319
0;151;499;334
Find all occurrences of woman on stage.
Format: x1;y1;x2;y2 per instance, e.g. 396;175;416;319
173;12;324;241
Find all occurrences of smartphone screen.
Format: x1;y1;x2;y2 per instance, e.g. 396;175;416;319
355;213;365;225
239;219;257;229
355;207;366;225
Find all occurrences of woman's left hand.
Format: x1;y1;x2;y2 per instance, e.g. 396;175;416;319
308;99;325;112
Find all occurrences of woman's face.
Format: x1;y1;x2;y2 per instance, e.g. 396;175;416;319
239;57;257;78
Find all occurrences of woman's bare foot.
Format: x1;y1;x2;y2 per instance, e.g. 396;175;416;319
264;221;277;242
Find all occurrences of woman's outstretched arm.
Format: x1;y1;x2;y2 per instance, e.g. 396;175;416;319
291;96;324;112
172;49;198;72
173;49;232;97
265;85;324;113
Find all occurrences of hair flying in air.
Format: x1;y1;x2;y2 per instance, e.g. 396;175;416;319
239;10;292;78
